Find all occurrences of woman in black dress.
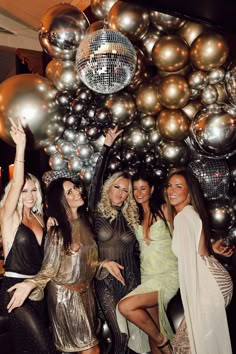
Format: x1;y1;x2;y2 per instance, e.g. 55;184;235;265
88;127;141;354
0;117;56;353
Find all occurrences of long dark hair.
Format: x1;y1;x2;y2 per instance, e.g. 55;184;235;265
132;170;169;231
46;178;88;251
166;168;212;253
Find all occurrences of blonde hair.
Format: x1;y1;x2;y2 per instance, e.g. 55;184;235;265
97;172;139;226
0;173;43;222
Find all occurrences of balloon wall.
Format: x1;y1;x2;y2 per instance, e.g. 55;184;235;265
0;1;235;244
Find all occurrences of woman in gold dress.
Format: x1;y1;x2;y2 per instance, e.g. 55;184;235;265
6;177;125;354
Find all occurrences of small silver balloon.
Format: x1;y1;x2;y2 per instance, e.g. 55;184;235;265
91;134;106;152
63;129;77;142
76;143;94;160
68;156;83;172
56;140;76;159
159;140;190;166
105;92;137;128
90;0;118;20
123;125;147;151
44;144;57;156
80;166;94;184
201;85;218;105
74;131;88;146
208;68;225;85
188;70;208;90
49;153;67;170
225;60;236;104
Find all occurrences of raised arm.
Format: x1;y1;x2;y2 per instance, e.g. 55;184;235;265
0;117;26;221
88;126;123;214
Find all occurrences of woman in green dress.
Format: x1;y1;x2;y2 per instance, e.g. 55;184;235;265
117;170;179;354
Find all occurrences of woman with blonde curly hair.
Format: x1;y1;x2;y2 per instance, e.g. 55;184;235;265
0;117;56;353
88;127;141;354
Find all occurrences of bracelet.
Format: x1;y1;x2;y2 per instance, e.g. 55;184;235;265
15;159;25;163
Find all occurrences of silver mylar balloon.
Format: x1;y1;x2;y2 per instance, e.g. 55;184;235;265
56;140;76;159
123;124;147;151
188;158;230;200
46;59;82;91
140;114;156;131
201;85;218;105
104;92;137;128
44;144;57;156
0;74;61;149
208;200;236;232
76;143;94;160
74;131;88;146
90;0;118;20
49;153;67;170
188;70;208;90
150;11;185;32
225;60;236;104
68;156;83;172
159;141;190;166
75;29;137;94
39;3;90;61
91;134;106;152
208;67;225;85
191;104;236;157
80;166;94;184
63;129;77;142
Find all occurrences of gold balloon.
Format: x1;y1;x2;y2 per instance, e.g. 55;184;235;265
158;74;191;109
177;21;207;46
91;0;118;20
182;99;203;120
150;11;186;32
0;74;61;149
158;64;191;78
108;1;150;42
157;108;190;141
190;32;229;71
215;82;229;103
152;35;189;72
136;83;162;114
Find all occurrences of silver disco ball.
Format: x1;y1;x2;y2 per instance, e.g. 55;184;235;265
75;29;137;94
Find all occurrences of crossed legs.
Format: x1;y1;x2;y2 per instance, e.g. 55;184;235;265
118;292;172;354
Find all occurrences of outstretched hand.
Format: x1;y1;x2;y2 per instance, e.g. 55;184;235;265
104;126;123;147
7;281;35;313
9;117;26;146
102;260;126;286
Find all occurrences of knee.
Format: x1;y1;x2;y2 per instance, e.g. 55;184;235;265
118;299;130;317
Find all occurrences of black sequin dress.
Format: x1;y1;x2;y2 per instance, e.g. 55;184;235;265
89;145;141;354
0;223;56;354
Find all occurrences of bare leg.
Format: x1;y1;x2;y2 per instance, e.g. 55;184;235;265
118;292;172;354
147;306;162;354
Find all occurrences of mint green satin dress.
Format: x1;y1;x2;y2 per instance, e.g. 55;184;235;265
116;219;179;353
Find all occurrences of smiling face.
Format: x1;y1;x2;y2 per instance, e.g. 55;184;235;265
166;174;190;213
133;179;153;206
109;177;130;206
63;180;84;211
21;179;38;210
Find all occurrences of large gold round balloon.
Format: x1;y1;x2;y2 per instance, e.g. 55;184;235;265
108;1;150;42
91;0;118;20
177;21;207;46
0;74;61;149
136;83;162;114
152;35;189;72
127;47;146;91
190;32;229;71
158;74;190;109
157;108;190;141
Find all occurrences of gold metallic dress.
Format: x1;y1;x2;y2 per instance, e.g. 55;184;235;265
28;218;100;353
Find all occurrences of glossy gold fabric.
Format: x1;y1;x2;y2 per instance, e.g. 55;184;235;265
29;217;99;352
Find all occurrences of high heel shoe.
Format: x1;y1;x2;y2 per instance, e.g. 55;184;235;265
157;339;173;354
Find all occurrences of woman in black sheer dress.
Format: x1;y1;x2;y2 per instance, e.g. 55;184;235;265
88;127;141;354
0;117;56;353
